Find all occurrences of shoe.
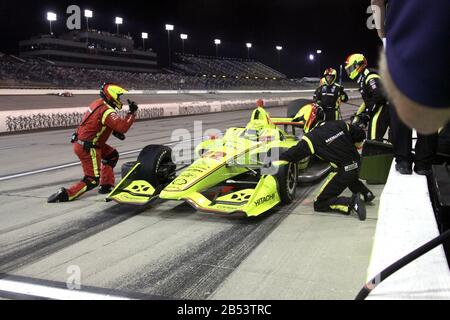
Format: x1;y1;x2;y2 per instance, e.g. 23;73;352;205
363;191;375;203
350;193;366;221
47;187;69;203
99;185;114;194
414;166;432;176
395;161;412;175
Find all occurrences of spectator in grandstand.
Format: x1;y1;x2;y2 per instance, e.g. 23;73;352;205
313;68;348;121
48;83;138;203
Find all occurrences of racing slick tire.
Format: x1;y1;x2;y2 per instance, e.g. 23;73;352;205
121;161;138;179
287;99;313;118
137;145;176;189
275;161;298;204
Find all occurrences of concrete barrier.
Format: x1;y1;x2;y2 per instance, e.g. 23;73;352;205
0;97;294;133
0;89;360;133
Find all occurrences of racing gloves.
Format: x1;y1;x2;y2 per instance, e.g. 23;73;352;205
127;99;139;115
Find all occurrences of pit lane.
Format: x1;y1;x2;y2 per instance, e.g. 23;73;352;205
0;99;381;300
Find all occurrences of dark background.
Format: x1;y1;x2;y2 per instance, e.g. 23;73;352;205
0;0;383;78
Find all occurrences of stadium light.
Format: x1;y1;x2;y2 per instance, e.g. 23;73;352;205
316;50;322;77
115;17;123;34
276;46;283;71
142;32;148;50
309;54;315;61
246;43;252;59
165;24;174;66
84;10;93;31
46;12;57;35
214;39;221;57
180;34;188;54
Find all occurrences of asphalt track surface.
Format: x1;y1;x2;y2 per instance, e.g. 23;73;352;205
0;98;381;300
0;92;317;111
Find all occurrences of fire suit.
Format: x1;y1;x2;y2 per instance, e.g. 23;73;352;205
280;120;371;214
313;83;348;121
356;69;390;140
66;98;135;200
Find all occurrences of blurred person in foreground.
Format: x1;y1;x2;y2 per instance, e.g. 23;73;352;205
372;0;442;175
48;83;138;203
379;0;450;135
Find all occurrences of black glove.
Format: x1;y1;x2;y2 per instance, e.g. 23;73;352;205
127;99;138;115
113;131;126;141
359;112;371;125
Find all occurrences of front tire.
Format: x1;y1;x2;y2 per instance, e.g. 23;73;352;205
137;145;176;189
275;162;298;204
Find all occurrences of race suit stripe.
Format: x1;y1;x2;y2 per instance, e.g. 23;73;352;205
90;148;99;177
370;105;384;140
315;171;337;201
301;136;315;154
69;186;88;201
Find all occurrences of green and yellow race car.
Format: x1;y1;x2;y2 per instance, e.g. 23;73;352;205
107;99;329;217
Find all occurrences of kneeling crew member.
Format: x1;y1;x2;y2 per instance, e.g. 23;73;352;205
48;83;138;203
313;68;348;121
280;104;374;220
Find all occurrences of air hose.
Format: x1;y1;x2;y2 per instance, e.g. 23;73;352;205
355;229;450;300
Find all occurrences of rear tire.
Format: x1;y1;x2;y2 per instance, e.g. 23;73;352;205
275;162;298;204
137;145;176;189
287;99;313;118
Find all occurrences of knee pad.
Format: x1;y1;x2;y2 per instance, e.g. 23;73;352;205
83;176;100;190
102;150;119;168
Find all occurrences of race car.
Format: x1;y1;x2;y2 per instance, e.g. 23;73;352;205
107;99;329;217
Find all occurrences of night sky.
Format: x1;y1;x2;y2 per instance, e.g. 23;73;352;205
0;0;383;77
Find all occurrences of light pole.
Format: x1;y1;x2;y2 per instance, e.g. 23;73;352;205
115;17;123;35
276;46;282;71
165;24;174;66
46;12;57;35
142;32;148;50
308;53;316;76
214;39;221;57
84;10;92;30
180;34;188;55
84;10;93;45
316;49;322;77
246;43;252;60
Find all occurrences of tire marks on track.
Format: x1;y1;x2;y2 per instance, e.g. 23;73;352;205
110;185;316;299
0;204;152;274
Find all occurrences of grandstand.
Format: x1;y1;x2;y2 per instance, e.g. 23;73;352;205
0;29;311;90
19;31;158;73
173;54;286;79
0;54;304;90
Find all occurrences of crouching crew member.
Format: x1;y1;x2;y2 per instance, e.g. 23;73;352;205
313;68;348;121
280;104;374;220
48;83;138;203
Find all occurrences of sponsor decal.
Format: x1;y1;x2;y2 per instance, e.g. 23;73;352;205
203;151;227;160
172;178;188;186
254;193;275;207
325;131;344;144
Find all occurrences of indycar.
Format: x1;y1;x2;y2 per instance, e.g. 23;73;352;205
107;99;330;217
